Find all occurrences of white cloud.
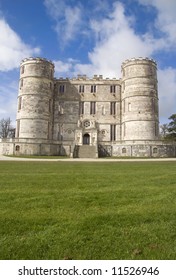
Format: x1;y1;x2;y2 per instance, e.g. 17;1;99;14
0;18;40;72
158;67;176;122
44;0;82;46
53;60;73;76
73;2;165;77
137;0;176;47
0;78;18;124
55;6;82;44
50;1;176;122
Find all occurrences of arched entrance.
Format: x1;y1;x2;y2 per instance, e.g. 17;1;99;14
83;133;90;145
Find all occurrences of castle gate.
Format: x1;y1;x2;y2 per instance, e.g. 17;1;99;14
83;133;90;145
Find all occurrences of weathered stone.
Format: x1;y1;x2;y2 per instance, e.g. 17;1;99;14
0;57;175;157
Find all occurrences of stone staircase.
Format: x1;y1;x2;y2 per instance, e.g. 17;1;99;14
74;145;97;158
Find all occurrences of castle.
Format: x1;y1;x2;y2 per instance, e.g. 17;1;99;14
0;57;176;157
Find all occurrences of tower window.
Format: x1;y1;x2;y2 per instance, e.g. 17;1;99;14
102;106;105;115
123;100;125;112
91;85;96;93
110;85;116;93
18;97;22;110
49;99;52;112
20;79;23;88
21;66;25;74
123;123;126;137
110;102;116;115
122;147;126;153
16;120;20;138
79;85;84;93
90;102;96;114
155;122;158;136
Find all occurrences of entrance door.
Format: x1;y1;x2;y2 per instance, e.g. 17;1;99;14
83;133;90;145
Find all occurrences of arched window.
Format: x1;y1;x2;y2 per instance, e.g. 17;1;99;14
153;147;157;154
15;145;20;151
122;147;126;154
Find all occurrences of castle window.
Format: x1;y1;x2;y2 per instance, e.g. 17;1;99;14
18;97;22;110
123;123;126;137
91;85;96;93
80;102;84;114
102;106;105;115
58;104;64;114
110;85;116;93
84;120;90;128
20;79;23;88
15;145;20;151
110;102;116;115
155;122;158;136
123;100;125;112
16;120;20;138
122;82;125;92
49;99;52;112
90;101;96;114
122;147;126;154
153;147;157;154
59;84;65;93
79;85;84;93
21;66;25;74
110;124;116;141
128;102;131;111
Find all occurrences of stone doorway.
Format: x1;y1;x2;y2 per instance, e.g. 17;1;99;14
83;133;90;145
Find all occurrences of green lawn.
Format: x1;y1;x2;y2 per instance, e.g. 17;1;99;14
0;161;175;260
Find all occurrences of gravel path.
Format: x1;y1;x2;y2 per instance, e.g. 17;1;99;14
0;155;176;162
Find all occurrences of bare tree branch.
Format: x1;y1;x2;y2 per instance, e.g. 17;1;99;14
0;118;15;138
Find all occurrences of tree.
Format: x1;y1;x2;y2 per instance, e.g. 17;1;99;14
0;118;15;138
160;123;169;139
166;114;176;140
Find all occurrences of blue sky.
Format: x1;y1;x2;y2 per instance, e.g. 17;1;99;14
0;0;176;125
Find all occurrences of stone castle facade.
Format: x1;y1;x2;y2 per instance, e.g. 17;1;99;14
0;57;176;157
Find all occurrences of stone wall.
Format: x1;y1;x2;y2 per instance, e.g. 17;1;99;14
0;139;14;155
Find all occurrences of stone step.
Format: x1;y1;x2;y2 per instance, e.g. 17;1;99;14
75;145;97;158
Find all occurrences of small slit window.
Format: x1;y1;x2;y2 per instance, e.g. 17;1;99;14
20;79;23;88
21;66;25;74
18;97;22;110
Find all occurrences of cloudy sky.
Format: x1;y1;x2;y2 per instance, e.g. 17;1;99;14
0;0;176;125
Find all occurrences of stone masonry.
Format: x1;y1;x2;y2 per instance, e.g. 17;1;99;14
0;57;176;157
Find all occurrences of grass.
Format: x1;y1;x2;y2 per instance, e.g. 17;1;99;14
0;161;176;260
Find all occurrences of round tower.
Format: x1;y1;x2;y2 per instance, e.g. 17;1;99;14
16;57;54;140
121;57;159;141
